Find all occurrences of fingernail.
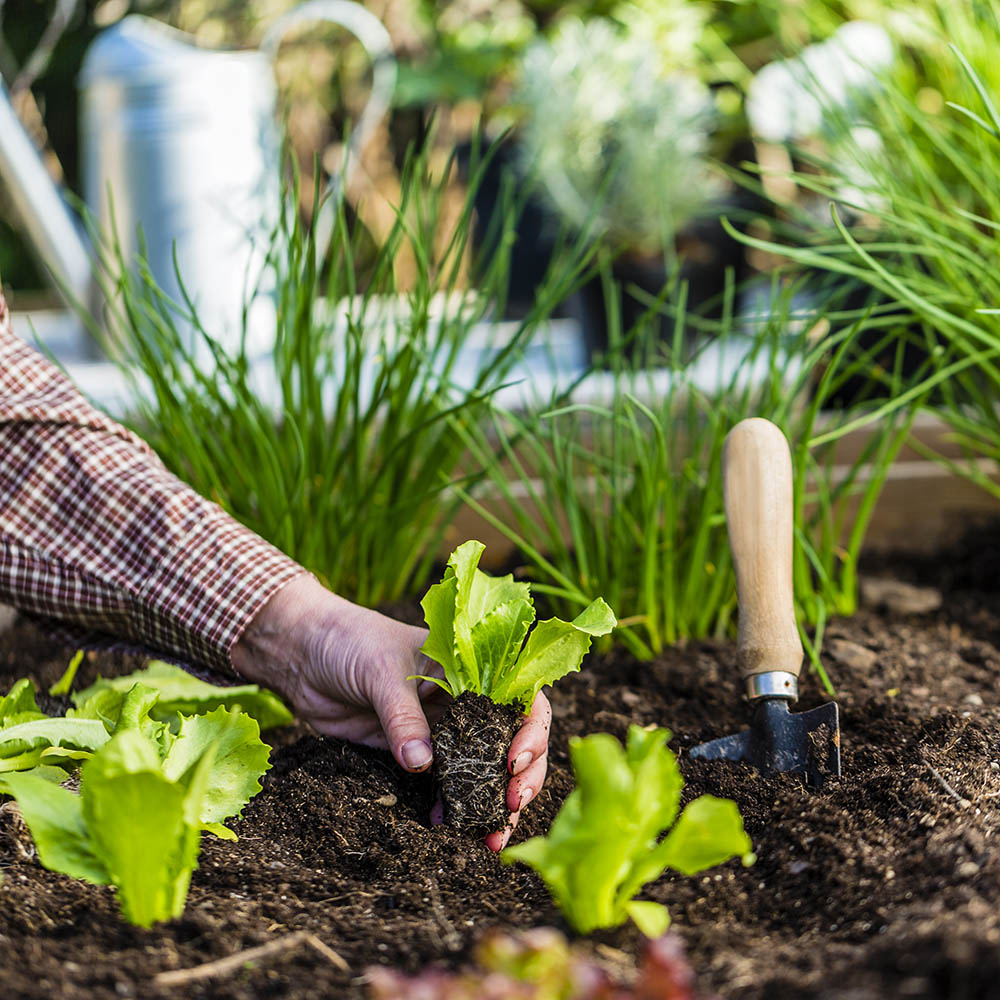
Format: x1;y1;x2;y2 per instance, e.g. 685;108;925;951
512;751;533;775
401;739;433;771
519;787;534;810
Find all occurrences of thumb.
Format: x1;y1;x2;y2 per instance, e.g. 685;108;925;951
372;678;434;773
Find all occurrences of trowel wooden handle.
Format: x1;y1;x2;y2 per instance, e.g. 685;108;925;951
723;418;803;687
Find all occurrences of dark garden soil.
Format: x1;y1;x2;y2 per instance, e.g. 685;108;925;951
3;544;1000;1000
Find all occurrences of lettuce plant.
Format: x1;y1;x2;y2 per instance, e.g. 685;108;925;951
369;926;702;1000
417;540;616;711
0;661;290;780
0;679;109;779
504;724;753;937
0;684;271;927
69;660;293;731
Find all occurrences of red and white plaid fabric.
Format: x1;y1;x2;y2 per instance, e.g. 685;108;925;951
0;290;306;675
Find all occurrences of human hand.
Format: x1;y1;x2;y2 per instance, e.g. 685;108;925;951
231;574;550;850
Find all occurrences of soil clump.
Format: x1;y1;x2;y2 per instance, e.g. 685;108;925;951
431;691;521;836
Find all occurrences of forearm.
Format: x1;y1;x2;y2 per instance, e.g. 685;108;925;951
0;292;306;673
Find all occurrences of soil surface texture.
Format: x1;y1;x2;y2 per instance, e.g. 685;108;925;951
2;546;1000;1000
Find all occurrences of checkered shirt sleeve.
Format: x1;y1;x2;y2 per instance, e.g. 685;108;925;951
0;292;307;675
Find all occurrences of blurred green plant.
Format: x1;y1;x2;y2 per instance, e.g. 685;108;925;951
514;14;716;257
395;0;537;108
453;273;930;679
90;140;596;607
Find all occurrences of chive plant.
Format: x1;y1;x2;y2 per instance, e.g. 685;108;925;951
453;272;923;683
90;142;596;606
733;17;1000;506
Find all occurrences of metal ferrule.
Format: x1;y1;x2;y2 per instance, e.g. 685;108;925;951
745;671;799;702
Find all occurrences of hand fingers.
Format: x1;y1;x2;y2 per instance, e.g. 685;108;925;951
508;691;552;778
506;752;547;814
484;809;520;853
371;676;433;773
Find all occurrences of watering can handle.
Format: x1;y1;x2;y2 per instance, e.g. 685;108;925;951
260;0;396;251
722;417;804;685
0;83;94;308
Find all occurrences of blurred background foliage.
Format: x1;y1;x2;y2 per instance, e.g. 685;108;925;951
0;0;994;307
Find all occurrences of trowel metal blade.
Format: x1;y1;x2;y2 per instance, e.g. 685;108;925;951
689;699;841;788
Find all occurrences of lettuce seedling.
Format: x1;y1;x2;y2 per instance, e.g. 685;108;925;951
0;701;271;927
0;661;289;783
417;540;616;710
503;724;754;937
69;660;293;731
0;678;110;779
369;926;703;1000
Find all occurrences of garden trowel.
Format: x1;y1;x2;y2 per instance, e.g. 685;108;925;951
689;418;841;788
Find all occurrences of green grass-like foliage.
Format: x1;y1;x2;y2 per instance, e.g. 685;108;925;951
734;12;1000;502
416;540;615;711
503;724;754;936
0;682;271;927
92;139;595;607
454;275;922;675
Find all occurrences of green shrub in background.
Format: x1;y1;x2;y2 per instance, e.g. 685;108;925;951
515;12;717;258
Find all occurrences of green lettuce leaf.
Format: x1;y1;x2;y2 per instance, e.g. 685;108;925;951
0;703;273;928
0;679;46;726
71;661;293;730
162;707;272;830
490;599;616;709
657;794;757;875
0;771;108;883
0;718;111;760
503;724;753;935
471;600;535;695
418;540;615;709
419;573;462;688
81;730;198;927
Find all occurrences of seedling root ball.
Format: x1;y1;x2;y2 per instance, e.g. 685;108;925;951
431;691;520;837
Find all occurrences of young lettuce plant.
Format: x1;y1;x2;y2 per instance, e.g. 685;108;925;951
68;660;293;732
0;678;111;780
0;660;291;781
369;926;704;1000
504;724;754;937
417;540;615;835
0;683;271;927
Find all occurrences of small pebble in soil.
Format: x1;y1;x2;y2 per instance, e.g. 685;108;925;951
861;578;943;614
828;638;878;671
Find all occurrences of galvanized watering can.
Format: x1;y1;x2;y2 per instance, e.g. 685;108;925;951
0;1;394;355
